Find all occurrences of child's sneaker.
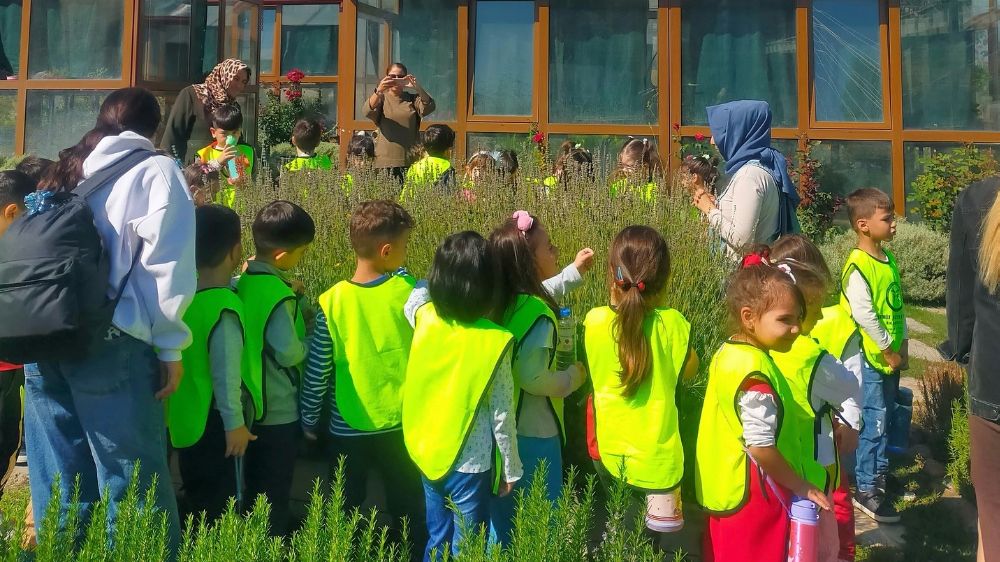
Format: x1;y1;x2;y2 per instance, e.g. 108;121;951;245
875;473;916;501
853;489;901;523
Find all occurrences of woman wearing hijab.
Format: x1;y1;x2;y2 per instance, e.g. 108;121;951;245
161;59;251;163
692;100;800;259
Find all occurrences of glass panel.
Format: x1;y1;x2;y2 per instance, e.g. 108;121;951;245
467;132;526;153
202;4;220;76
547;134;655;176
0;92;14;155
236;92;257;148
25;91;113;159
300;84;338;131
152;92;178;146
260;8;275;75
549;0;656;124
355;15;385;119
393;0;458;121
473;1;534;116
0;2;21;78
28;0;123;79
812;0;883;122
140;0;195;83
904;142;1000;216
681;0;797;126
225;0;259;82
281;4;339;76
902;1;1000;130
810;141;892;223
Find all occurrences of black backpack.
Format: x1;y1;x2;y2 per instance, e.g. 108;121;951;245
0;149;155;364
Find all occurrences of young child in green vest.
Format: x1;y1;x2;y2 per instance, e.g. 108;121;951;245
837;188;908;524
196;103;254;209
237;200;314;536
342;132;375;196
168;204;258;522
299;200;426;562
583;225;699;558
401;124;455;200
696;249;832;562
401;231;521;562
608;138;662;202
283;118;333;173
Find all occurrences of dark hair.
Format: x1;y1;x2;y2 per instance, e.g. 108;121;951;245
490;214;558;321
613;138;663;183
428;231;500;323
421;124;455;157
608;226;672;398
553;141;594;184
386;62;408;76
209;103;243;131
679;154;721;192
347;132;375;160
465;151;498;177
195;204;242;269
497;150;518;177
182;162;221;206
251;200;316;256
846;188;893;227
39;87;161;192
14;156;55;184
770;234;832;297
725;246;805;334
350;200;416;258
0;170;36;210
292;118;323;154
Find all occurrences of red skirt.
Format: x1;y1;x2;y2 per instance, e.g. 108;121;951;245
703;463;791;562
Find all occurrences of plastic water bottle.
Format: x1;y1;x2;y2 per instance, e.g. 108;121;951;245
787;497;819;562
556;307;575;371
225;134;239;180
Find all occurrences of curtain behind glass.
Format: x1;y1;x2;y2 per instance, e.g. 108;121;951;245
28;0;123;79
393;0;458;120
281;5;338;76
0;1;20;77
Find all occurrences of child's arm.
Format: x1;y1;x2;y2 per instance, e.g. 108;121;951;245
542;248;594;302
681;348;700;382
813;354;862;432
490;349;523;496
843;270;902;370
300;310;335;440
265;300;308;368
404;282;431;329
209;310;256;457
517;322;586;398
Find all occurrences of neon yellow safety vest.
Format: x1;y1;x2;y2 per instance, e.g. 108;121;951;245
810;303;860;362
609;179;657;203
169;288;258;448
341;173;355;196
402;304;514;481
401;156;453;201
284;154;333;173
236;271;305;420
839;248;906;375
317;274;417;431
695;341;805;514
197;143;255;209
771;336;835;492
585;306;690;491
501;294;564;440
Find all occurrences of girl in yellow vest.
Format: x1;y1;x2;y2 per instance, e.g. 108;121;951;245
486;211;589;545
401;231;521;562
608;138;663;202
696;248;832;562
583;225;699;557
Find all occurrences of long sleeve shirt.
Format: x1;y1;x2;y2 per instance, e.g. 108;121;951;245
844;267;909;351
366;91;436;168
707;164;780;259
813;354;862;466
159;86;215;164
208;310;248;431
514;321;584;438
542;263;584;303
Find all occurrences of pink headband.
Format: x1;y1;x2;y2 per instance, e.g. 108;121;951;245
512;210;534;234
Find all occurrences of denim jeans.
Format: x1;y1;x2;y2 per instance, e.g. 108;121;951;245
489;435;562;546
855;360;899;492
422;470;491;562
24;333;180;554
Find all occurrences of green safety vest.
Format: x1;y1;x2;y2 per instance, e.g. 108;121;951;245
501;295;564;440
811;303;860;362
839;248;906;375
317;274;417;431
169;287;258;448
236;271;306;421
771;336;835;492
401;156;453;201
609;179;657;203
585;306;690;491
341;173;355;196
402;304;514;481
695;341;805;514
284;154;333;173
197;143;255;209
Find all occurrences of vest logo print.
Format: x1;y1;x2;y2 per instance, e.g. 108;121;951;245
887;281;903;311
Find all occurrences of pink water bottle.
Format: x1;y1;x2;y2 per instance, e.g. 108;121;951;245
787;496;819;562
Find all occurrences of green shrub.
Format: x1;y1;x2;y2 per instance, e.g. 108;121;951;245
908;144;999;233
947;386;973;500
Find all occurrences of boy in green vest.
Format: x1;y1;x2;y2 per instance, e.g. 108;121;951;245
840;188;908;524
300;200;425;561
196;104;254;208
237;200;315;536
401;124;455;200
169;204;257;522
283;118;333;173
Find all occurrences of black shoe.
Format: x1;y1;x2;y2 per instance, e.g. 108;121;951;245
853;489;901;523
875;473;916;501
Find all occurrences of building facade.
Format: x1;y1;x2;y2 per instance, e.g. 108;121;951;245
1;0;998;209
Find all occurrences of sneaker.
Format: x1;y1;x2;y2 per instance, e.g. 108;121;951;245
875;473;917;501
853;489;901;523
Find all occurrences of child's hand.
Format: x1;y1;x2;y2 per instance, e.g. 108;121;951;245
302;429;318;442
573;248;595;274
882;348;904;372
156;361;184;400
834;423;859;454
692;188;717;214
804;487;833;511
899;340;910;371
497;480;516;497
289;278;306;296
225;425;256;458
213;144;237;167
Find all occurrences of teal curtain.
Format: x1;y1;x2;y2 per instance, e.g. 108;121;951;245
473;1;533;116
393;0;459;121
0;1;21;77
280;5;338;76
28;0;123;79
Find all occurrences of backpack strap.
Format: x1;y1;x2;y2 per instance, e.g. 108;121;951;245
73;149;158;200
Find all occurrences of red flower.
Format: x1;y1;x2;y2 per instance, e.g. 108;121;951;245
285;89;302;101
532;132;545;144
286;68;305;83
672;122;681;132
694;132;706;142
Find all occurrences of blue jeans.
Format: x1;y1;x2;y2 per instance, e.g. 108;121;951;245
422;470;491;562
855;361;899;492
489;435;562;546
24;333;180;554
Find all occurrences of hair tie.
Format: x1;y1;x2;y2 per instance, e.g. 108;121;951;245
741;249;771;269
614;266;646;292
512;210;534;234
642;137;649;147
776;263;798;284
24;190;55;217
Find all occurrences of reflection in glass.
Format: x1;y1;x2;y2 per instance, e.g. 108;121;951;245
261;8;276;75
0;93;14;155
225;1;259;81
0;2;21;78
282;5;339;76
903;142;1000;216
355;16;384;119
28;0;123;79
547;134;648;176
202;5;220;76
474;2;533;116
810;141;892;223
300;84;338;130
25;91;113;159
467;133;525;154
141;0;195;83
393;0;458;120
813;0;883;122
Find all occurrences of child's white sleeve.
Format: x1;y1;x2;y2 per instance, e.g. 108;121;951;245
542;264;583;302
404;282;431;328
490;349;523;482
814;354;862;431
738;388;778;447
208;310;247;431
843;269;893;350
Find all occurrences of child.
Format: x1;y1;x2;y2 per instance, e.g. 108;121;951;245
497;150;518;183
284;118;333;173
14;156;55;185
343;132;376;195
182;162;222;207
487;211;590;545
769;235;862;562
678;154;721;196
464;151;499;188
609;137;663;202
584;225;699;557
236;200;314;535
197;103;254;208
696;249;832;562
402;231;521;561
837;188;907;524
169;204;259;522
300;200;426;561
403;124;456;198
542;141;594;191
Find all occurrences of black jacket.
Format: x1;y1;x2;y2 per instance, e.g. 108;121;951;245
947;176;1000;421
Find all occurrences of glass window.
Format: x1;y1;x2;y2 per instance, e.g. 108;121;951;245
140;0;196;83
473;1;534;116
28;0;123;79
0;2;21;79
281;5;339;76
260;8;275;75
904;142;1000;215
467;132;526;153
393;0;458;121
812;0;883;122
549;0;657;124
151;92;178;146
547;134;654;176
0;92;14;155
25;91;112;159
810;140;892;205
202;4;220;76
902;1;1000;130
681;0;797;127
300;84;338;131
224;0;259;82
355;15;385;119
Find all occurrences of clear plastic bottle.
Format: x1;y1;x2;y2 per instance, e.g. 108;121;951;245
556;307;575;371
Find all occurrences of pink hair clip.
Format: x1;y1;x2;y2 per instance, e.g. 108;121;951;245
512;210;534;234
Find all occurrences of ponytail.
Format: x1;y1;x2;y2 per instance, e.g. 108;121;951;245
614;274;654;397
980;190;1000;292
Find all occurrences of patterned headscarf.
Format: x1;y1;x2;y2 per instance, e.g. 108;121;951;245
193;59;249;108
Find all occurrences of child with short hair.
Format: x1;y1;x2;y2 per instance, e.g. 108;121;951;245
0;170;34;238
237;200;315;535
300;200;425;561
342;132;376;195
696;249;832;562
284;118;333;173
402;124;456;198
543;141;594;191
464;151;499;187
14;156;55;186
197;103;254;208
837;188;907;524
169;204;258;522
609;137;663;202
182;162;222;207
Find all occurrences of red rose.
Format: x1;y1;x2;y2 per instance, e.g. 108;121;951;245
694;132;705;142
532;132;545;144
286;68;305;83
672;122;681;132
285;89;302;101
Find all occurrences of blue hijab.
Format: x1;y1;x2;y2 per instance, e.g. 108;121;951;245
706;100;800;238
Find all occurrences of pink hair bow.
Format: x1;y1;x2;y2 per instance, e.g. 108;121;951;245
512;210;534;233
